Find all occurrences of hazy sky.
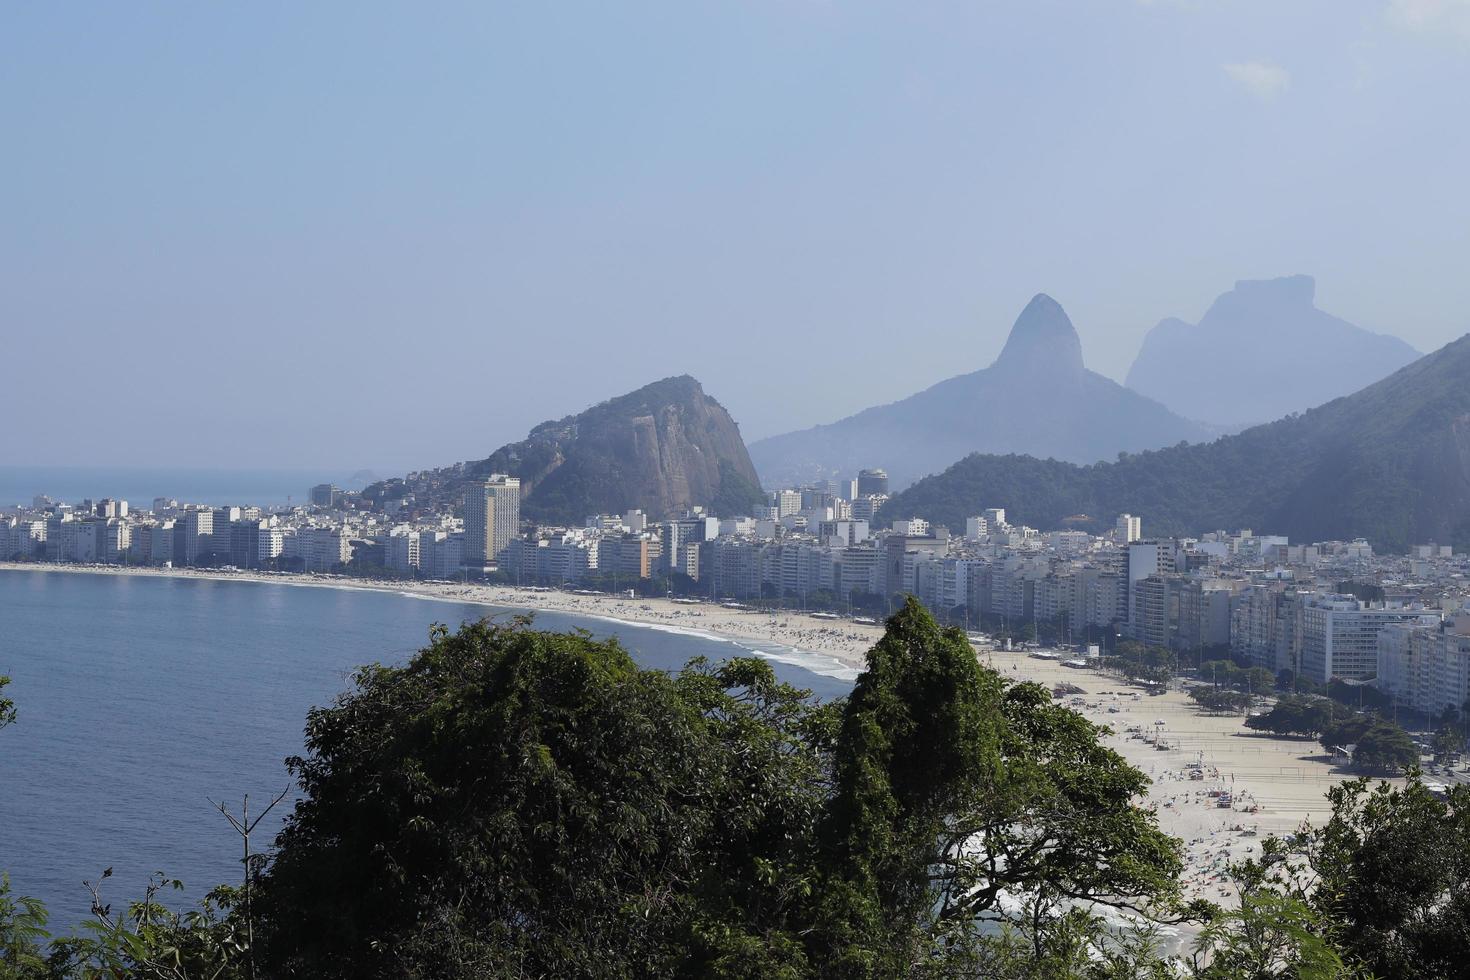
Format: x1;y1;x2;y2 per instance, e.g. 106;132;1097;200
4;1;1469;473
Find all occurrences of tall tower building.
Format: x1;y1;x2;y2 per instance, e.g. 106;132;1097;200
856;468;889;497
464;474;521;569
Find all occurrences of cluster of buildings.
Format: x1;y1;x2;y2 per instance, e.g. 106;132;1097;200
8;465;1470;720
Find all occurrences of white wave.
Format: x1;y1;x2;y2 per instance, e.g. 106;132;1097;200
735;644;862;682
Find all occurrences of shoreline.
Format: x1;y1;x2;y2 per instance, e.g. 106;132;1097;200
0;562;877;679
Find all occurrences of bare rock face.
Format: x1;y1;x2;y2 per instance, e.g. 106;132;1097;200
1126;275;1420;427
507;375;764;521
993;293;1086;375
376;376;765;523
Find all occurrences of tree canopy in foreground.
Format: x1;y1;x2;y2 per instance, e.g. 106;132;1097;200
250;601;1182;978
6;601;1468;978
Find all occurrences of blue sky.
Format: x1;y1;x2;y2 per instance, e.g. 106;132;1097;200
3;1;1468;472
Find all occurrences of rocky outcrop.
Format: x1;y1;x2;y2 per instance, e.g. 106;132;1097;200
1125;275;1420;427
748;294;1213;489
368;376;765;523
993;293;1086;374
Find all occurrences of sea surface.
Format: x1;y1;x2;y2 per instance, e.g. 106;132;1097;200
0;570;851;927
0;466;347;509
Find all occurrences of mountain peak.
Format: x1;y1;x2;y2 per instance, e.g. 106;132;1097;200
365;375;765;523
1225;274;1316;309
993;293;1085;374
1126;274;1420;427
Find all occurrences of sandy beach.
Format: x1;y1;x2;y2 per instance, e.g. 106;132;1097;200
981;646;1398;905
5;561;1385;907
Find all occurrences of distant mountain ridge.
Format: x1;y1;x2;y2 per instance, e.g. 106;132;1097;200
748;295;1214;490
882;333;1470;552
365;376;765;523
1126;275;1419;427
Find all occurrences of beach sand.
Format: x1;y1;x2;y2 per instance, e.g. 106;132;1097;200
981;646;1397;905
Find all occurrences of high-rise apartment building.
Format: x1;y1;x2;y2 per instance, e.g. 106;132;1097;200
773;490;802;519
463;474;521;569
384;528;421;574
856;468;889;497
1300;595;1425;683
309;484;341;508
181;508;214;565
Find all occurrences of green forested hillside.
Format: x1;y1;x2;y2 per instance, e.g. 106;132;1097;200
883;334;1470;551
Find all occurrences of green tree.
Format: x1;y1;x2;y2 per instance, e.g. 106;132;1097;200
1432;726;1463;760
0;875;50;978
1349;721;1419;773
1310;778;1470;979
814;599;1182;974
255;617;803;978
1191;839;1351;980
1244;668;1276;696
0;675;14;732
1320;713;1374;757
814;597;1003;973
933;680;1183;942
1246;695;1339;739
246;602;1186;978
1190;687;1252;714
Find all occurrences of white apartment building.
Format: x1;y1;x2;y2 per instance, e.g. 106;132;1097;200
1377;614;1470;718
816;520;869;548
772;541;837;599
505;533;598;584
420;532;465;580
101;519;131;563
836;546;882;598
384;528;420;574
150;522;176;566
0;518;45;559
709;537;763;600
301;526;351;572
257;525;284;565
1300;594;1427;684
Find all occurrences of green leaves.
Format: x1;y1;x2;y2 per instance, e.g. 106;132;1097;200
6;596;1470;977
0;676;15;732
1310;777;1470;978
252;618;835;978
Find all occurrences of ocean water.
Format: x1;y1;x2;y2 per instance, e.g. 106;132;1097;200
0;466;345;509
0;570;851;927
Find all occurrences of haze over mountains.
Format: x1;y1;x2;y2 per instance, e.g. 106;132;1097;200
749;295;1213;490
359;277;1444;551
364;376;765;523
883;330;1470;551
1126;276;1420;427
